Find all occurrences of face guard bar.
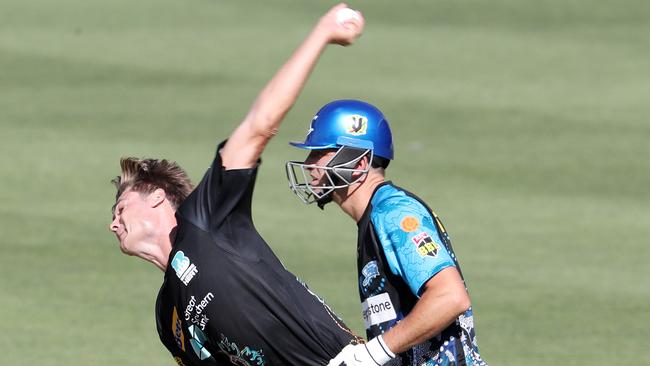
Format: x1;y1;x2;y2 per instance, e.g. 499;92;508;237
285;147;373;205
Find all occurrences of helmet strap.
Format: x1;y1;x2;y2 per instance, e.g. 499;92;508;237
316;193;333;210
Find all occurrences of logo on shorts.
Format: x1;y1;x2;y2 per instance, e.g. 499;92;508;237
172;307;186;351
412;232;439;257
345;115;368;135
171;251;198;285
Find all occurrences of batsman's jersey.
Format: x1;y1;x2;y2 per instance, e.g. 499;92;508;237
155;141;361;366
357;182;487;366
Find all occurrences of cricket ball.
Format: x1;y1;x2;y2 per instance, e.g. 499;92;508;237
336;7;360;26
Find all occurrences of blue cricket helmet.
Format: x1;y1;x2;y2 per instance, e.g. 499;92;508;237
290;100;394;160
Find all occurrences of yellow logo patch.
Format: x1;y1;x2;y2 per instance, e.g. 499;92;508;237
400;216;420;232
172;307;185;351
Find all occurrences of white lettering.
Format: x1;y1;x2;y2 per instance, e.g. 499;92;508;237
196;293;214;315
199;314;209;330
186;293;214;326
180;264;198;285
185;296;196;320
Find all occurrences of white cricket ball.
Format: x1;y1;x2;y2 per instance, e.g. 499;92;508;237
336;7;360;26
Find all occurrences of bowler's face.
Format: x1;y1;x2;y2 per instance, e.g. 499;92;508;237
109;189;154;255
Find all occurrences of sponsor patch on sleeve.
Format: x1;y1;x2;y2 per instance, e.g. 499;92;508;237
400;216;420;232
411;232;439;257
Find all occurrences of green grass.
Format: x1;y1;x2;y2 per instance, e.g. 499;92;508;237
1;0;649;365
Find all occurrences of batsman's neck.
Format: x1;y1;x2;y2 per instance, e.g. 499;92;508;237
336;171;386;223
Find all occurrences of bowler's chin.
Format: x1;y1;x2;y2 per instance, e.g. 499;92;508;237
119;241;136;256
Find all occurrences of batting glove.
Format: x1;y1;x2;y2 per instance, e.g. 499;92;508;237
327;336;395;366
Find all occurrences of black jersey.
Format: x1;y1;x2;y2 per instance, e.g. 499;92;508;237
155;141;360;366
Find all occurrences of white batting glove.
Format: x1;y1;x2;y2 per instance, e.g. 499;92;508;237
328;336;395;366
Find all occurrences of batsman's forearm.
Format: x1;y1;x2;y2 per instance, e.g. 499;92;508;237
245;29;330;136
383;268;471;354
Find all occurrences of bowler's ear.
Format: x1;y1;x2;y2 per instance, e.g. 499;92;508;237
148;188;167;208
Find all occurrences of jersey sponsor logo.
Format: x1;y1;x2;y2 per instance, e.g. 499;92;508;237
361;261;380;287
361;292;397;328
184;292;213;330
412;232;439;257
171;251;198;285
188;325;213;361
400;216;420;232
345;115;368;136
172;307;186;351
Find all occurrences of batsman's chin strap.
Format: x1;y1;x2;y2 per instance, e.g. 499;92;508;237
317;193;333;210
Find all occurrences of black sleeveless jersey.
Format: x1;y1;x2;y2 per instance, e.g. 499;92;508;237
155;141;361;366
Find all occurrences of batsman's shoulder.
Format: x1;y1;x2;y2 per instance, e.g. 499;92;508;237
371;193;430;236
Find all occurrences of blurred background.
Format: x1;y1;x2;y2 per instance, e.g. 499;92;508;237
1;0;649;365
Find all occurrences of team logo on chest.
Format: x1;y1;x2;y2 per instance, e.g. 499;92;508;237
411;232;440;257
361;261;380;287
171;251;198;285
359;260;387;297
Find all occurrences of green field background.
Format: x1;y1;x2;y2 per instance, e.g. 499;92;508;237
1;0;649;365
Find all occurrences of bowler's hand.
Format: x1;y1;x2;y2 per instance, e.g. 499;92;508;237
315;3;365;46
327;337;394;366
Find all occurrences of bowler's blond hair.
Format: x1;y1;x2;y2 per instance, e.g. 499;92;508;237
112;158;194;209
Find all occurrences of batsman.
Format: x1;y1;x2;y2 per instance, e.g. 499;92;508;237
108;4;365;365
286;100;489;366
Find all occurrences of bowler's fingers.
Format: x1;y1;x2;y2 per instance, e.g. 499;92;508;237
339;9;364;33
321;3;364;46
